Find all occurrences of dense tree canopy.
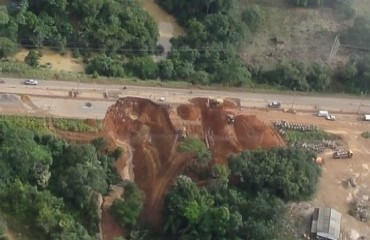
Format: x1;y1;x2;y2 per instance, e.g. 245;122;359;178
253;61;331;91
337;55;370;93
4;0;158;54
0;123;120;238
163;147;321;239
157;0;251;86
228;147;320;201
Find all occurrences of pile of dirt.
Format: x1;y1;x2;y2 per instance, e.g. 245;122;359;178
102;97;285;231
176;104;201;121
191;97;285;163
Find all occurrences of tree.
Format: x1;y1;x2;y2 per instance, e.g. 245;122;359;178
0;180;93;239
242;5;263;32
24;50;41;67
178;137;211;165
86;54;125;77
213;59;252;87
306;62;331;91
110;182;144;230
0;37;17;59
126;56;158;80
0;123;52;186
228;147;320;201
158;59;174;80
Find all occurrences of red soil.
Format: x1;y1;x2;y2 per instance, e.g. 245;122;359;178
177;104;201;121
101;97;285;234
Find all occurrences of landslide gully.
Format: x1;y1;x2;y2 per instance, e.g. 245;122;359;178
102;97;285;230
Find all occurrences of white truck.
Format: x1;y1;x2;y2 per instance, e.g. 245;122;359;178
317;110;329;117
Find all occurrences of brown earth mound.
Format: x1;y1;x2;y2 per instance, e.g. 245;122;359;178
177;104;201;121
102;97;285;233
191;97;285;163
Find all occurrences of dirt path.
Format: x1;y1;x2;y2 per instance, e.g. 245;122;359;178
112;135;134;181
144;153;188;230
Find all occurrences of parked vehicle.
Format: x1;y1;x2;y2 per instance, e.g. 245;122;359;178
326;115;336;121
317;110;329;117
159;97;166;102
24;79;38;85
333;150;353;159
268;101;281;108
364;114;370;121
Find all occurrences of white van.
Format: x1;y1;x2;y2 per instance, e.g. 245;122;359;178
318;110;329;117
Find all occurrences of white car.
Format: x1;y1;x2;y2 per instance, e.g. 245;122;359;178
159;97;166;102
24;79;38;85
326;115;336;121
268;101;281;108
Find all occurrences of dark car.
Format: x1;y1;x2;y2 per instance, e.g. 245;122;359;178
268;101;281;108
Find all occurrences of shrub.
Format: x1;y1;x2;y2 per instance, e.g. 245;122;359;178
126;56;158;80
86;54;125;78
0;37;17;59
361;132;370;139
242;5;264;32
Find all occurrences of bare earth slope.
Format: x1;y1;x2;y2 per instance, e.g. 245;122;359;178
102;97;284;230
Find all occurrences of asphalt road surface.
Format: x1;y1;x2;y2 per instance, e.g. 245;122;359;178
1;77;370;119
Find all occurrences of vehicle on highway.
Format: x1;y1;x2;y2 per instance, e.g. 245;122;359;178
268;101;281;108
24;79;38;85
317;110;329;117
326;115;336;121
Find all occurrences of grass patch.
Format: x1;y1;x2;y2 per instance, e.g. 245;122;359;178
284;129;337;144
0;115;100;133
0;115;48;133
52;118;97;132
361;131;370;139
0;60;190;88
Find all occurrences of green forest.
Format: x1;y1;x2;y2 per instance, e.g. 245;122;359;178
0;122;124;239
0;0;369;93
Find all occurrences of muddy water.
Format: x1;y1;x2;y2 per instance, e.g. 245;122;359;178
143;0;184;55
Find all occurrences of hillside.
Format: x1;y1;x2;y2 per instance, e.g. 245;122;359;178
241;0;370;68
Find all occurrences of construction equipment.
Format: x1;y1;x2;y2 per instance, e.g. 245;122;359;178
208;98;224;107
333;150;353;159
226;114;235;124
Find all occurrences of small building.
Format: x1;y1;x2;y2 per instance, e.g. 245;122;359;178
311;207;341;240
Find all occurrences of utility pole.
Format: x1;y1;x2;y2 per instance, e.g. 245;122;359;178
357;91;367;114
290;88;297;111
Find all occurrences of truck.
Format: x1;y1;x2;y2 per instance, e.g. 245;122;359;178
364;114;370;121
332;150;353;159
317;110;329;117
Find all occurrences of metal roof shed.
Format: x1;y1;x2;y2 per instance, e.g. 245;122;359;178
311;208;341;240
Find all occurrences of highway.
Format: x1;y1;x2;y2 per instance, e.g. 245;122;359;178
1;77;370;118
